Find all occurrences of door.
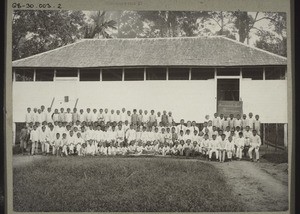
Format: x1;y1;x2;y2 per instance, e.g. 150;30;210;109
217;79;242;117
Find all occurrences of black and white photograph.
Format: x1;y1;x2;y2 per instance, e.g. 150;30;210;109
9;5;290;213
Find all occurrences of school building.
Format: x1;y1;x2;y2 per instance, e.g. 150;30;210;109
12;36;288;147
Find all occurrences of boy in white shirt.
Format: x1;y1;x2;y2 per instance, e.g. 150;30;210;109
116;124;125;146
225;136;235;161
143;110;149;127
78;109;85;123
212;113;220;129
58;108;65;123
45;107;53;124
183;139;193;157
162;143;171;156
243;126;252;158
107;143;116;156
208;133;219;161
176;119;186;134
39;125;48;155
248;130;262;162
248;112;255;130
45;125;56;155
149;110;156;128
25;107;34;125
235;114;242;129
241;114;248;131
61;133;69;157
120;108;127;124
115;110;122;123
218;134;227;162
91;109;98;123
228;114;235;130
235;132;245;160
75;132;84;156
97;108;104;123
222;116;229;132
29;125;39;155
254;115;261;136
167;112;174;126
64;108;72;124
85;108;92;123
177;140;184;156
126;124;136;146
53;133;61;156
72;108;79;123
68;130;76;155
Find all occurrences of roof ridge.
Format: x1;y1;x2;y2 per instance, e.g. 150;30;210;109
80;35;225;42
221;36;287;60
12;40;86;63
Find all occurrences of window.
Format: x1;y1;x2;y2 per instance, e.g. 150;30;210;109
217;68;240;76
242;67;263;80
80;69;100;81
146;67;166;80
15;69;34;81
265;67;286;80
168;68;189;80
56;69;78;77
191;68;215;80
102;69;122;81
124;68;144;81
36;69;54;81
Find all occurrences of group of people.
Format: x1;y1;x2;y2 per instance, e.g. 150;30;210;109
19;106;262;162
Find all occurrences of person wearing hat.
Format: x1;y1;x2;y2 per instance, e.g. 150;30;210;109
208;132;219;161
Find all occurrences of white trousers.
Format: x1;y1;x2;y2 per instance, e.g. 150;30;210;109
44;142;50;153
236;148;243;159
209;149;219;159
227;150;233;159
248;147;259;160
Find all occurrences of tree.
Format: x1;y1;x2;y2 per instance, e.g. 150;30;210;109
83;11;117;38
12;10;86;60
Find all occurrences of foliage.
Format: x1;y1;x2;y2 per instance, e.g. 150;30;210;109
12;10;85;60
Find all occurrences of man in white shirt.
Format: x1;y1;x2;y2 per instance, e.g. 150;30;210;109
72;108;79;123
109;109;117;123
177;119;186;134
167;112;174;126
248;112;255;130
142;110;149;126
212;113;220;129
126;124;136;146
91;109;98;123
149;110;156;127
65;108;72;124
103;108;110;124
85;108;92;123
248;130;262;162
120;108;127;124
29;125;39;155
208;133;219;161
115;110;122;123
97;108;104;123
78;109;85;123
45;107;53;124
116;124;125;146
39;125;48;155
25;107;34;125
58;108;65;123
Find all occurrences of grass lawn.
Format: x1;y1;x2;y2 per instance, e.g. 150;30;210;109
14;156;245;212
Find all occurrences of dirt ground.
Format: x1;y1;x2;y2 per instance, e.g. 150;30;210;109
210;160;288;212
13;154;289;212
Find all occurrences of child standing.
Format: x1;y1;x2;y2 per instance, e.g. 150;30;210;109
248;130;262;162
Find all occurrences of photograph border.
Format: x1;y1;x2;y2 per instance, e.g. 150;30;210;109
5;0;294;213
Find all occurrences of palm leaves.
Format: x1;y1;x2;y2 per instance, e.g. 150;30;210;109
84;11;117;39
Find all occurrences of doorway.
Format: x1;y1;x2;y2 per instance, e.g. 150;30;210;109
217;79;240;101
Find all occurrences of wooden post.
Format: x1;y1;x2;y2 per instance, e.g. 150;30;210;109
263;123;266;145
77;68;80;81
166;67;169;80
122;68;125;81
13;123;16;146
100;69;102;81
33;69;36;81
188;68;191;80
284;123;288;148
13;68;16;81
54;69;57;81
263;67;266;80
275;124;278;151
144;67;146;81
